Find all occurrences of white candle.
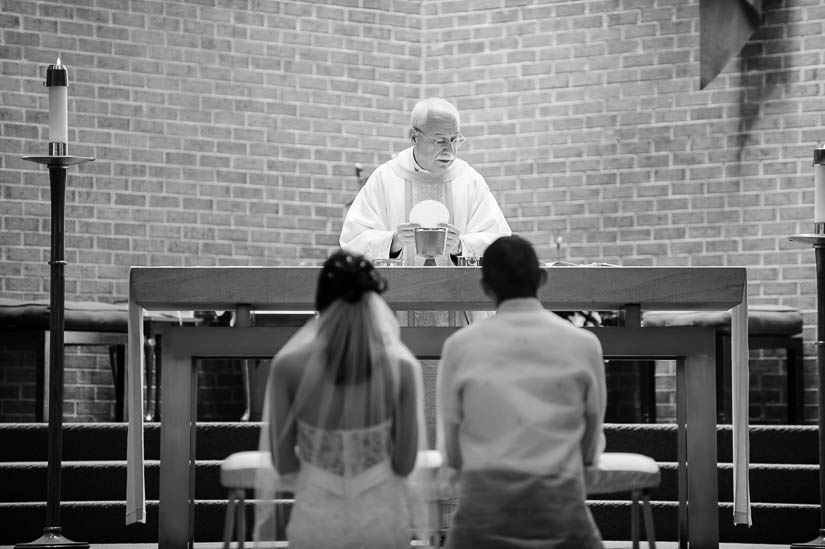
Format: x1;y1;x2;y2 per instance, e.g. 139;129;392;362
46;57;68;150
815;144;825;225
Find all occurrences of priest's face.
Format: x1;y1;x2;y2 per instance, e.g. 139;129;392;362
411;113;463;173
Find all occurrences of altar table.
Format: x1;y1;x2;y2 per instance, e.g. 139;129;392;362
125;266;750;549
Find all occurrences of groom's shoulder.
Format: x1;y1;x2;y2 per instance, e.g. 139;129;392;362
444;316;493;348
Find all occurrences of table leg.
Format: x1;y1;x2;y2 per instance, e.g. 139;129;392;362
150;324;723;549
158;330;196;549
236;306;253;422
153;333;163;422
143;335;155;422
685;346;720;549
592;326;720;548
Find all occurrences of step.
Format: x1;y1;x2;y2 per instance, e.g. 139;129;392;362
602;423;819;464
1;422;818;464
1;460;225;502
1;460;819;504
0;422;819;545
0;422;259;462
1;500;819;546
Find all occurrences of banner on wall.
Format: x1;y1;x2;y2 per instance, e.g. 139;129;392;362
700;0;763;89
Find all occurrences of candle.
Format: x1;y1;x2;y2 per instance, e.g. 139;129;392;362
46;56;68;155
815;144;825;228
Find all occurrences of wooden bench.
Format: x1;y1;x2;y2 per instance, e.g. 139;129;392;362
643;304;804;423
0;299;189;422
0;298;129;421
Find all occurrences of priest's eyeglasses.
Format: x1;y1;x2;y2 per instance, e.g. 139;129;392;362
413;127;466;149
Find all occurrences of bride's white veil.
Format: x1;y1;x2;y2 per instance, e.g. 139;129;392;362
252;254;432;547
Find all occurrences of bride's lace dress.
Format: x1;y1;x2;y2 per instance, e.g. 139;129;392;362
287;419;410;549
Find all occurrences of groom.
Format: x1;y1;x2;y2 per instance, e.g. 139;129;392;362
436;235;607;548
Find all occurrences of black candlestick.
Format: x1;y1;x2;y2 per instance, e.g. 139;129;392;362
16;155;93;549
789;233;825;549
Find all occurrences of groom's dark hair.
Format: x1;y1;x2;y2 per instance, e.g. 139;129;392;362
481;235;542;302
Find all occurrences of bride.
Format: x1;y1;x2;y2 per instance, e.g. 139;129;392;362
253;250;430;548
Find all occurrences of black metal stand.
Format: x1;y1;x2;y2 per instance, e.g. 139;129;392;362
789;234;825;549
16;155;93;549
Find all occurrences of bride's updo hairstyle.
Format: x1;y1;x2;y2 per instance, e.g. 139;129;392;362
315;250;391;386
316;250;388;312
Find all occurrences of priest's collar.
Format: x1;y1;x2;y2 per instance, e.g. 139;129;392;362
411;151;428;173
390;147;467;184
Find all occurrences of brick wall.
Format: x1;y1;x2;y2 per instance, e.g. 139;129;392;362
1;0;823;422
0;340;125;422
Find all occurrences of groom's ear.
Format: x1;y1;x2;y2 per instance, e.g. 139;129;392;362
538;269;548;288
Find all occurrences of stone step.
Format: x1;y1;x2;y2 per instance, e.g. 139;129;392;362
0;500;819;546
0;422;819;545
0;460;819;504
1;422;818;464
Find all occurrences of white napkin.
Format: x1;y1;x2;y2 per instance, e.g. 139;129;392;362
126;296;146;524
731;288;751;525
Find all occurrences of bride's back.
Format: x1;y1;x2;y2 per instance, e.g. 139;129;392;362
256;250;425;549
280;338;398;431
296;418;392;478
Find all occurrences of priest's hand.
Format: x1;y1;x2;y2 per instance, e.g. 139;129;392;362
439;222;462;255
392;222;420;254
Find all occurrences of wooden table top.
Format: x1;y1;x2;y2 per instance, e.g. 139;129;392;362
129;265;746;312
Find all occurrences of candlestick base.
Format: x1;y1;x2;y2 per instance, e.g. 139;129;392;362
14;527;89;549
790;530;825;548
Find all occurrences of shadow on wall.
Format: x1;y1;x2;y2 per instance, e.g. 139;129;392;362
736;0;783;160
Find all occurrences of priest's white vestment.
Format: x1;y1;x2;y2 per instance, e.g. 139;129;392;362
341;147;511;265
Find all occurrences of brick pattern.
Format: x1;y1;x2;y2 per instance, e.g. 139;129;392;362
198;359;247;421
0;341;124;422
0;341;249;423
0;341;37;422
1;0;425;299
1;0;824;422
63;346;120;422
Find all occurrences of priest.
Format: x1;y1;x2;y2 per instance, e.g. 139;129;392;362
340;98;511;265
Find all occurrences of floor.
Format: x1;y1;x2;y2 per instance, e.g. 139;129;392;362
0;541;790;549
612;541;801;549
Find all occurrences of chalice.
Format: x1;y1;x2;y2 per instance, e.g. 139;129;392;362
414;227;446;266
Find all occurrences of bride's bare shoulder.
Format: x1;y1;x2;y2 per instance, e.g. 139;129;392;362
396;354;420;386
271;342;314;379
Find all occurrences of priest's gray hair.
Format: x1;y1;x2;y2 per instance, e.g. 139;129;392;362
410;97;461;130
